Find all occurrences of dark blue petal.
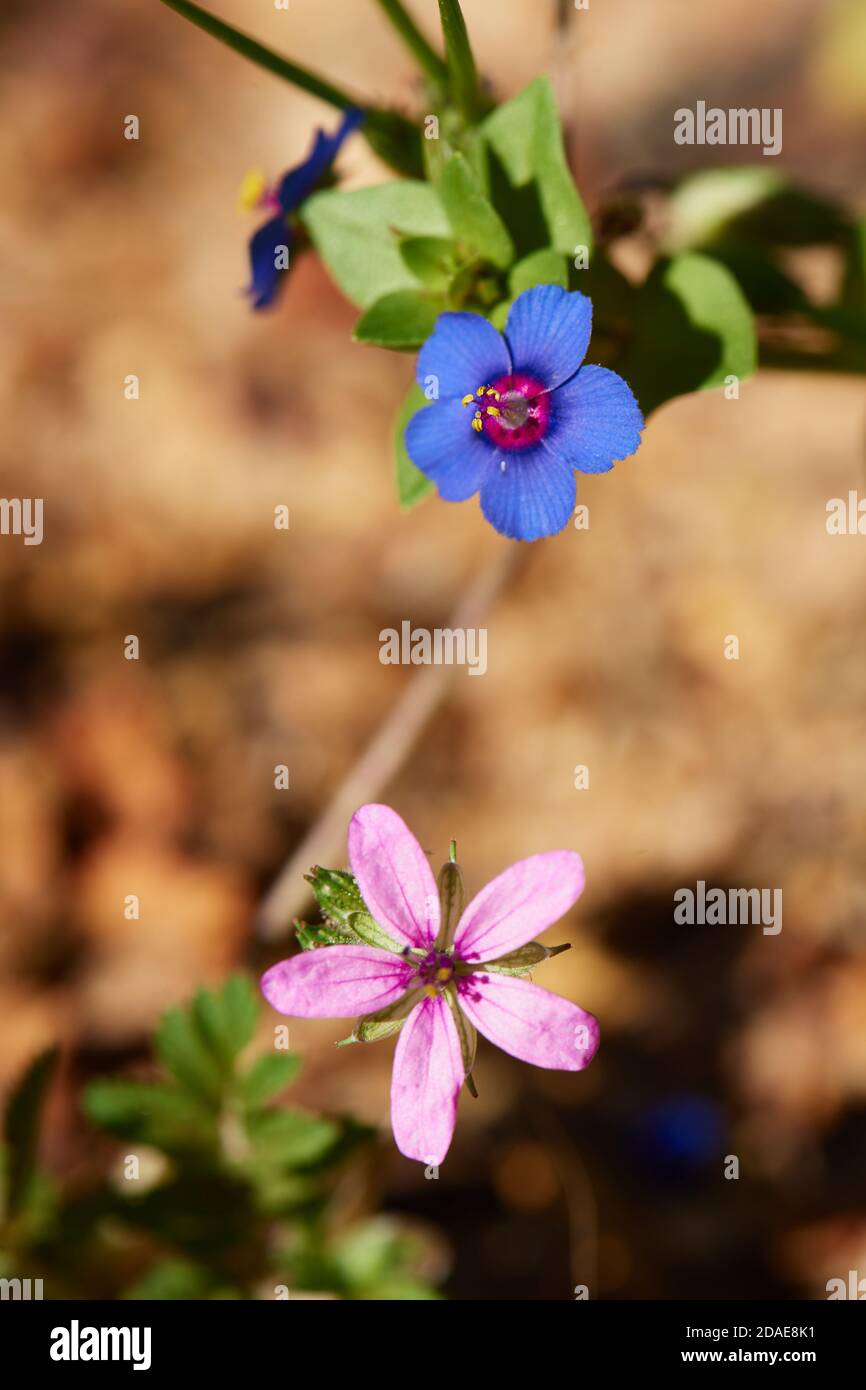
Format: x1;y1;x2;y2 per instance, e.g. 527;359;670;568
504;285;592;390
479;444;576;541
277;107;364;213
548;365;644;473
416;313;511;402
404;400;491;501
248;214;294;310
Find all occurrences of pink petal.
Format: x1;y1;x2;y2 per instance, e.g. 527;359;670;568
348;803;439;950
457;972;599;1071
391;995;465;1164
261;945;412;1019
453;851;585;962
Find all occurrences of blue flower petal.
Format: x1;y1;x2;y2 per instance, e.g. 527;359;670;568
248;214;294;310
277;108;364;213
548;365;644;474
405;400;491;501
504;286;592;391
479;444;576;541
416;313;511;402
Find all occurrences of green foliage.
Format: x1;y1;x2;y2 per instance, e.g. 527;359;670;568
302;182;451;310
0;977;440;1300
394;384;435;509
439;153;515;269
354;289;443;350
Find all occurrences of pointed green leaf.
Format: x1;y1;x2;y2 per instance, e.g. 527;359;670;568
509;248;569;295
193;975;257;1071
4;1047;58;1215
398;236;459;290
354;289;443;350
394;384;435;509
622;252;756;415
240;1053;301;1106
440;154;514;269
437;0;484;121
83;1080;217;1153
480;76;591;258
154;1005;225;1105
302;182;450;309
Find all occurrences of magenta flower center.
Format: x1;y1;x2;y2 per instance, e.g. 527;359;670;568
412;948;456;993
461;372;552;451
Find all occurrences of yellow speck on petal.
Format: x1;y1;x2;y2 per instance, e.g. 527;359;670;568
238;168;267;212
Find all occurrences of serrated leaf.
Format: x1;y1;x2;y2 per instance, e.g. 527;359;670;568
354;289;443;350
394;383;435;510
622;251;756;415
480;76;592;258
4;1046;57;1215
248;1108;341;1169
439;153;514;269
302;181;450;309
193;975;258;1072
240;1053;301;1106
508;248;568;295
83;1080;217;1153
154;1006;225;1105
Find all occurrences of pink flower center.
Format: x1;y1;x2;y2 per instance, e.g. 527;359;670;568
412;949;455;994
461;372;552;451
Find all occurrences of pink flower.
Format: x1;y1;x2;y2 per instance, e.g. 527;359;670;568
261;804;600;1165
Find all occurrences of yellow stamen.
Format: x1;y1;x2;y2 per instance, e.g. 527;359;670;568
238;167;267;212
435;967;452;982
472;414;483;432
461;393;475;407
486;388;500;399
486;406;501;417
423;984;438;998
476;387;486;397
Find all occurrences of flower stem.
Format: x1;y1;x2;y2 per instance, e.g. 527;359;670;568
375;0;449;92
437;0;485;122
158;0;423;177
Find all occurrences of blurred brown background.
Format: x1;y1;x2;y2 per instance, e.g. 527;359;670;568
1;0;865;1298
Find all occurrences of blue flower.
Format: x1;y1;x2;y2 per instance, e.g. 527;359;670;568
405;286;644;540
245;108;364;310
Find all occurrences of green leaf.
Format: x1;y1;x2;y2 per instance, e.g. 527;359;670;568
302;182;450;309
439;154;515;269
248;1109;341;1169
240;1053;301;1107
347;911;406;954
480;76;592;258
83;1081;217;1152
4;1047;57;1216
394;384;435;509
437;0;484;121
354;289;442;350
193;976;258;1072
154;1005;225;1105
123;1258;224;1301
398;236;459;290
664;167;787;252
508;248;569;295
622;252;757;416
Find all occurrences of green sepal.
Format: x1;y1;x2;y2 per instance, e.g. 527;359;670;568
444;986;477;1082
339;989;423;1046
295;921;357;951
347;911;406;955
474;940;571;977
305;866;368;933
435;859;464;950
